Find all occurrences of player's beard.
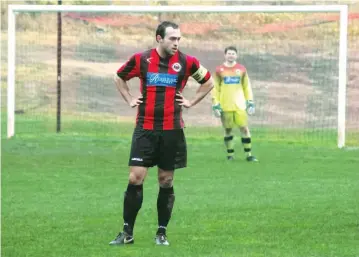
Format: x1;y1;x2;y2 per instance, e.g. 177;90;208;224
166;46;177;56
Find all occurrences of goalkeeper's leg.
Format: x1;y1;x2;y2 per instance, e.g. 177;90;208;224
234;110;258;162
221;112;235;160
224;128;235;160
239;126;258;162
240;126;252;157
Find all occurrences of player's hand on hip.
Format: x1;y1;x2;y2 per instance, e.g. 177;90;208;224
176;92;192;108
129;95;143;108
212;103;222;118
246;100;255;115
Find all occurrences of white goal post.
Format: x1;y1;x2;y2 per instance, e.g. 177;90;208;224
7;4;349;148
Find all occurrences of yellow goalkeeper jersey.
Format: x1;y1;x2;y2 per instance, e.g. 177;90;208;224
212;63;253;111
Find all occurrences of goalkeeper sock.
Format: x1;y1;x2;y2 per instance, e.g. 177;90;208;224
241;137;252;157
123;184;143;235
224;135;235;157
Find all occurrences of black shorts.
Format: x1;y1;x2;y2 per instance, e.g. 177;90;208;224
128;128;187;170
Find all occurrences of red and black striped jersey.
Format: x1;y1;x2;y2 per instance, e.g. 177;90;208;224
116;48;211;130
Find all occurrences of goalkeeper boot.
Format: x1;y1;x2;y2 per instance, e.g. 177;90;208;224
246;155;258;162
109;231;134;246
155;233;170;246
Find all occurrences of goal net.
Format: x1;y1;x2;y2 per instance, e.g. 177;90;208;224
4;4;358;148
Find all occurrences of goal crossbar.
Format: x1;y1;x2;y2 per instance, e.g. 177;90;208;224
8;4;348;13
7;4;349;148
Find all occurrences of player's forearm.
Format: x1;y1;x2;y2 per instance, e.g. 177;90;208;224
114;74;133;104
212;96;219;105
210;83;219;105
212;88;220;105
243;74;254;101
190;79;214;107
244;88;254;101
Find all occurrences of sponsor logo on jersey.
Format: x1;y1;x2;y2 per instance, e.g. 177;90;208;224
223;76;240;84
146;72;178;87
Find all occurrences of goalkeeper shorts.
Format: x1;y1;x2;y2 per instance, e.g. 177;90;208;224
221;110;248;129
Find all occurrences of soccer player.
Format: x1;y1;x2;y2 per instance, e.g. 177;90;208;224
109;21;213;246
212;46;258;162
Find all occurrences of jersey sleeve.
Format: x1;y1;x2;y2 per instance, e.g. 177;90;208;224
189;57;211;84
242;71;254;101
116;53;140;81
211;68;222;105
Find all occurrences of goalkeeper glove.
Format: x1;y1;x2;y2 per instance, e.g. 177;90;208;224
246;100;255;116
212;103;223;118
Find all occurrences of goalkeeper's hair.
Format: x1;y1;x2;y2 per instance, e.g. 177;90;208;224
224;46;238;54
156;21;179;42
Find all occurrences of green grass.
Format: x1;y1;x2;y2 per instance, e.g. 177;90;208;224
2;116;359;257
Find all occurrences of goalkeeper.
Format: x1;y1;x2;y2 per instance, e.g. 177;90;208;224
212;46;258;162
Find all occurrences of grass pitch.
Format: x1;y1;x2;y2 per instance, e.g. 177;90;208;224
1;116;358;257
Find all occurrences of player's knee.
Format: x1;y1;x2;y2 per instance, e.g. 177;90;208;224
225;128;232;136
129;167;147;185
158;173;174;188
240;126;250;136
129;173;144;184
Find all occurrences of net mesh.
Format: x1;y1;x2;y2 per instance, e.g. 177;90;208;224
2;1;359;146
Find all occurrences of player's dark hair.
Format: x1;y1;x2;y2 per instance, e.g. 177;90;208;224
156;21;179;42
224;46;238;54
